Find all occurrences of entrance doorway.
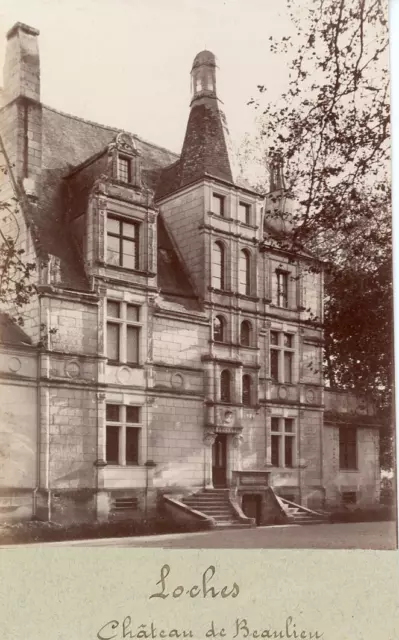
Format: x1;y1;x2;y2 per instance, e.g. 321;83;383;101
212;434;227;488
241;494;262;525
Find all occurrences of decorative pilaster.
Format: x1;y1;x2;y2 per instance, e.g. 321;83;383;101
203;431;216;488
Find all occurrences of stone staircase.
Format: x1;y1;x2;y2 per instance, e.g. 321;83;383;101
181;489;252;528
277;496;328;525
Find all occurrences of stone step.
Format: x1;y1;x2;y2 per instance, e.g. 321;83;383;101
184;496;230;503
184;498;230;505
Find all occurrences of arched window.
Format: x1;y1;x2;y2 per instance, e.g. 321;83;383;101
239;249;251;296
240;320;251;347
212;241;225;290
213;315;226;343
242;374;252;406
220;369;231;403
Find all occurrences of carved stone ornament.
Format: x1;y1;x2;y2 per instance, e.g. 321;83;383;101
65;359;80;379
203;431;217;447
232;434;244;449
306;389;315;403
115;132;138;155
223;410;234;425
278;386;287;400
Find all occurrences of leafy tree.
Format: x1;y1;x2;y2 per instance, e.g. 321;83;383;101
0;136;36;324
243;0;393;467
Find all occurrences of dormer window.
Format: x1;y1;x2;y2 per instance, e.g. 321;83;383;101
118;156;131;183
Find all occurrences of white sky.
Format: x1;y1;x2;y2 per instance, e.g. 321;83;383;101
0;0;292;153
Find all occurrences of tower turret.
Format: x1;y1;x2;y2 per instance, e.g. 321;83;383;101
190;50;218;104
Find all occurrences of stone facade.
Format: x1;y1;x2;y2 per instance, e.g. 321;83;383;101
0;23;382;524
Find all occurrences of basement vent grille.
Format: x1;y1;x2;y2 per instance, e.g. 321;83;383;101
113;497;139;511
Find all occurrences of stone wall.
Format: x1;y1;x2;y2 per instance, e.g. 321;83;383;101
323;425;380;507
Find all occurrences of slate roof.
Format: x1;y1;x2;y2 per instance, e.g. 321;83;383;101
0;312;32;346
156;99;237;200
157;215;200;311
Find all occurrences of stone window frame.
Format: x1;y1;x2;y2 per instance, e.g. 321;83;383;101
339;426;358;470
270;416;296;468
270;330;295;384
106;214;141;271
105;403;142;466
106;299;142;366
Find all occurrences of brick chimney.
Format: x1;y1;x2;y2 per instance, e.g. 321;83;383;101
0;23;42;190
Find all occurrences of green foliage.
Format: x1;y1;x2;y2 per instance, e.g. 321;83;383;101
245;0;393;467
0;148;37;324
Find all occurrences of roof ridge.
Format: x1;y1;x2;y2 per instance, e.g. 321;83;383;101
42;104;180;159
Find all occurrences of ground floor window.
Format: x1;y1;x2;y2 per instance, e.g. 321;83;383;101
271;417;295;468
106;404;141;465
341;491;357;505
339;427;357;470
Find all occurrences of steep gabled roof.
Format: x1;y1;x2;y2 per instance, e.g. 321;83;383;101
157;215;200;311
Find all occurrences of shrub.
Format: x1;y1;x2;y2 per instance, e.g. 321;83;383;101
329;504;396;524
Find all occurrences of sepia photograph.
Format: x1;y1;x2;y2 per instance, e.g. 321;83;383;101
0;0;395;551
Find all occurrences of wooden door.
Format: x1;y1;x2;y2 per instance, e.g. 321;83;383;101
212;435;227;487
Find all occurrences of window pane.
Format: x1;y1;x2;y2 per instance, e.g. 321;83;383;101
126;406;140;423
214;316;224;342
285;418;294;433
277;272;288;307
106;426;120;464
212;242;224;290
339;428;357;469
106;404;120;422
285;436;293;467
122;239;137;269
240;321;251;346
107;323;119;361
271;435;280;466
127;305;140;322
270;349;279;381
107;218;120;234
271;417;280;432
284;351;293;383
118;157;130;183
127;326;139;363
212;194;224;217
220;370;231;403
284;333;293;348
122;222;136;239
270;331;279;345
239;250;250;296
239;202;250;225
242;375;251;406
107;301;120;318
107;235;120;266
126;428;139;465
